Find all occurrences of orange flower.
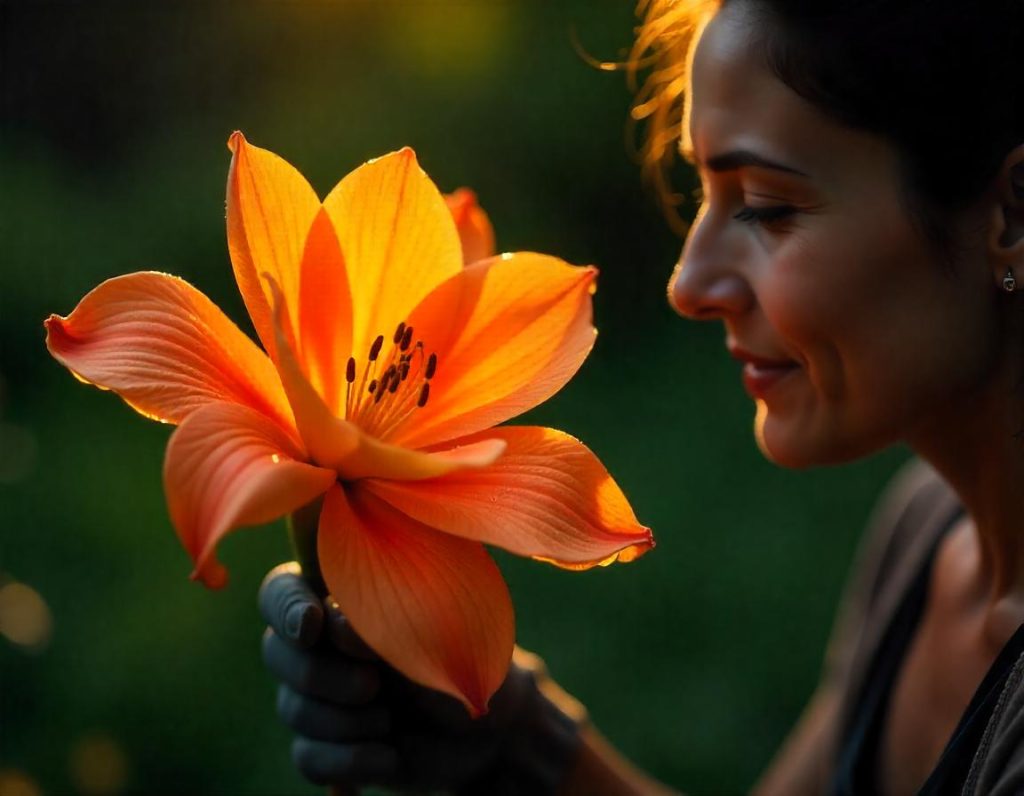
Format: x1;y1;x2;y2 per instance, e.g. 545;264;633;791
44;133;654;716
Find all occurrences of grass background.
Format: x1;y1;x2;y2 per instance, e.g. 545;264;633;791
1;2;906;793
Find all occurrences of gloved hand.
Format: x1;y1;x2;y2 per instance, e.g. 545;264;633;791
259;562;586;795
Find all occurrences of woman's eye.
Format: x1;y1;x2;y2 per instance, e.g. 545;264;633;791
733;205;796;227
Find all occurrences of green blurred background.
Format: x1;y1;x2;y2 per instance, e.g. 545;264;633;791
0;2;907;794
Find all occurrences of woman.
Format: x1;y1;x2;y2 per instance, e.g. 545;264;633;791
259;0;1024;792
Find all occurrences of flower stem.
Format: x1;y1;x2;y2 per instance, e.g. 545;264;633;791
287;496;327;598
287;497;350;796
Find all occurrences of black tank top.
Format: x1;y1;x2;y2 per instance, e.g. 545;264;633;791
831;507;1024;794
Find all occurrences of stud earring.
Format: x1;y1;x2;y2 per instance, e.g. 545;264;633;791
1004;267;1017;293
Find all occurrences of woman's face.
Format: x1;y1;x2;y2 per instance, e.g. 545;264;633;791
669;2;999;468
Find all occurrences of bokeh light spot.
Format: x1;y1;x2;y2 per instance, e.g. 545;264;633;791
0;580;53;653
69;733;129;796
0;769;42;796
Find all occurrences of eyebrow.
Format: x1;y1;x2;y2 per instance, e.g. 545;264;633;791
680;146;810;178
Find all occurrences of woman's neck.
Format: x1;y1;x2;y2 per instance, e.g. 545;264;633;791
909;349;1024;614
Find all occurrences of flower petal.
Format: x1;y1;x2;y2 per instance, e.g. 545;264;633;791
296;208;354;414
334;434;507;481
389;253;598;449
226;132;322;362
164;402;336;588
322;148;462;364
44;271;291;427
318;485;514;717
445;188;496;265
265;274;362;471
265;275;506;480
366;426;654;568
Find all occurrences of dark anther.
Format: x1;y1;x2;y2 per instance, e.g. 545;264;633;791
393;322;406;345
400;326;413;351
346;357;356;384
400;361;410;380
369;335;384;361
374;386;385;404
425;353;437;380
368;379;378;394
389;376;400;394
417;383;430;408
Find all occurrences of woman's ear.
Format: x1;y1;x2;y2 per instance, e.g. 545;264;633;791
988;144;1024;284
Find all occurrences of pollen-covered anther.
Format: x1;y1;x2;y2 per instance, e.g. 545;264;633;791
348;321;442;438
369;335;384;361
344;316;445;438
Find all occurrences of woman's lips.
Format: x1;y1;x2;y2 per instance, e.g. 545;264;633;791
729;347;800;399
741;361;800;398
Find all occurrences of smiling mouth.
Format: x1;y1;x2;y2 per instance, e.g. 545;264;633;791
740;361;799;398
728;347;801;399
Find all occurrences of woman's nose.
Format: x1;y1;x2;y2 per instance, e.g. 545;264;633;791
668;220;754;320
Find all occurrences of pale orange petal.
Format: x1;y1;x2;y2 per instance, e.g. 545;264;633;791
44;271;291;427
366;426;653;568
164;402;335;588
226;132;322;362
296;208;354;413
322;148;462;364
388;253;597;449
318;485;514;717
445;188;496;265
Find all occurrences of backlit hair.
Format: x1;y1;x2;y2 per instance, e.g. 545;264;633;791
628;0;718;233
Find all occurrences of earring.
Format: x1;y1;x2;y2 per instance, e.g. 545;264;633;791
1004;267;1017;293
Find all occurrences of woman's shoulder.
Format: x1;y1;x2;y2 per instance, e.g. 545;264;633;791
858;457;962;605
824;458;962;691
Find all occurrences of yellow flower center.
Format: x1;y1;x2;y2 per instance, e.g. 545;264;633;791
345;321;437;440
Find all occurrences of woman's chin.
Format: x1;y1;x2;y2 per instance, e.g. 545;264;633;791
754;403;874;470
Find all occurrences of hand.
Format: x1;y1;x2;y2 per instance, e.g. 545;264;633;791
259;563;584;795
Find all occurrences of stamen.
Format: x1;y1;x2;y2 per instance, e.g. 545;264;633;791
344;356;357;416
350;327;439;437
369;335;384;361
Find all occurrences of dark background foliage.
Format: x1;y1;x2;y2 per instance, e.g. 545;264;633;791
0;2;905;794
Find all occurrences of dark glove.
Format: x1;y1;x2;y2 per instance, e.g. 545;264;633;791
259;562;585;795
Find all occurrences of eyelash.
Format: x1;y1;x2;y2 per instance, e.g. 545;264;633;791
733;205;797;227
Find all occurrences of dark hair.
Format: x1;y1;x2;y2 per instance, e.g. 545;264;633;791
632;0;1024;247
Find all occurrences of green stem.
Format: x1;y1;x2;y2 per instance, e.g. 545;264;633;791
287;496;328;598
287;497;350;796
